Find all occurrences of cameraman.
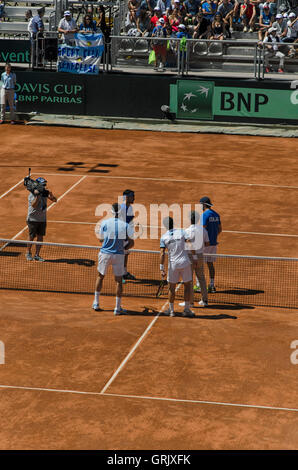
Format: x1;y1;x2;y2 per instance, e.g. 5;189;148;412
26;177;57;261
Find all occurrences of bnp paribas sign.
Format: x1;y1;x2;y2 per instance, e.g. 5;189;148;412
170;79;298;122
0;40;31;63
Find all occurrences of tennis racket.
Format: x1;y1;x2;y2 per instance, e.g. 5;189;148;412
156;279;168;298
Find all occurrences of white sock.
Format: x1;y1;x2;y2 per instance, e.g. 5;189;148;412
116;297;121;310
195;275;200;287
94;292;100;304
169;303;174;312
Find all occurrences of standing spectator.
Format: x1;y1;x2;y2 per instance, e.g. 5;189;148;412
30;7;45;66
79;14;97;33
128;0;142;24
199;196;222;293
58;11;78;45
239;0;256;32
217;0;234;35
193;10;211;38
25;10;35;38
0;63;16;125
151;17;168;70
97;5;110;43
210;12;226;39
257;3;273;40
26;178;57;262
263;26;285;72
201;0;217;23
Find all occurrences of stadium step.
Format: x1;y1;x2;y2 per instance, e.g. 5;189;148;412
0;22;50;33
2;7;54;20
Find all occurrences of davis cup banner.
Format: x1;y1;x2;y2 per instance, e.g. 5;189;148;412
57;33;104;74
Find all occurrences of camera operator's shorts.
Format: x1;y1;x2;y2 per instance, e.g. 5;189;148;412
97;252;125;277
27;220;47;238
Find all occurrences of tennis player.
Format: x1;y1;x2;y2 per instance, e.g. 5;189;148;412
160;216;194;317
93;202;134;315
120;189;136;280
198;196;222;293
179;210;209;307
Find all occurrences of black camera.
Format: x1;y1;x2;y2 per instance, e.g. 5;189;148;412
24;169;49;198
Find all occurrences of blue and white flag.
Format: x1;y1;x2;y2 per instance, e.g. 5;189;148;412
57;33;104;75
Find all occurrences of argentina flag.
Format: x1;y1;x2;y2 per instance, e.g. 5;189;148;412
75;32;104;48
58;33;105;75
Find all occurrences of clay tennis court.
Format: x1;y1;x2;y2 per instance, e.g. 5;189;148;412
0;125;297;450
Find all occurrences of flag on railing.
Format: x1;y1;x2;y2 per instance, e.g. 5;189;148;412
57;33;104;75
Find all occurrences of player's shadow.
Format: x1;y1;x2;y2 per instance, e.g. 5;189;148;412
46;258;95;267
216;288;264;296
120;304;251;319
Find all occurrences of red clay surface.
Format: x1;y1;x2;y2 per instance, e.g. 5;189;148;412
0;125;298;450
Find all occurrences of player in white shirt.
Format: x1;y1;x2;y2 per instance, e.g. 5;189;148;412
180;210;209;308
160;216;194;317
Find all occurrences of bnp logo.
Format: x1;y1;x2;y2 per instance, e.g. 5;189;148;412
176;81;214;119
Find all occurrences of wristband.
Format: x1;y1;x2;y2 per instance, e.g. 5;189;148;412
160;264;164;271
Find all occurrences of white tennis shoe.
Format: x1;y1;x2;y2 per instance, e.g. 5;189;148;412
114;307;127;315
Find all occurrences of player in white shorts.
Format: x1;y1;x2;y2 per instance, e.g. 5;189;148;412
180;210;209;308
160;216;194;317
93;202;134;315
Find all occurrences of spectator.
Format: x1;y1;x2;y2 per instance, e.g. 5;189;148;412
25;10;34;37
156;0;172;15
217;0;234;35
0;63;17;125
136;8;152;35
150;6;167;27
97;5;109;42
284;12;298;43
210;12;226;39
168;6;183;32
272;12;288;39
173;0;186;17
184;0;201;24
257;3;273;40
239;0;256;32
79;14;97;33
30;7;45;66
201;0;217;23
58;11;78;45
128;0;142;24
142;0;158;14
263;26;285;72
151;17;168;70
193;10;211;38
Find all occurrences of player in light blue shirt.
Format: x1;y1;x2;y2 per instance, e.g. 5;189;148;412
200;196;222;293
93;202;134;315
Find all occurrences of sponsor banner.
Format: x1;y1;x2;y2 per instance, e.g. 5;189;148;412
57;33;104;75
171;80;298;122
0;40;31;64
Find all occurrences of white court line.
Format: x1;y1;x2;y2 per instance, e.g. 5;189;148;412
0;178;24;200
33;173;298;191
100;283;181;395
0;384;297;413
0;175;87;250
47;220;298;239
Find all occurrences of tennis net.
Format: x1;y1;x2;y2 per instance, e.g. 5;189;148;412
0;239;297;309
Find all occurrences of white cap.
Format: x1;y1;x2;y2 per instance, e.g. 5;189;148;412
159;17;165;23
275;13;283;19
268;26;277;33
289;12;296;17
178;23;185;29
64;10;71;16
283;13;288;17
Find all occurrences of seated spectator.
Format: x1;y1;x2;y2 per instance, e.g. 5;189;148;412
168;6;183;32
156;0;172;15
210;12;226;39
239;0;256;32
141;0;158;13
172;0;186;17
257;3;273;40
79;14;97;33
259;0;276;17
272;12;287;39
217;0;234;35
136;8;152;35
150;6;167;27
284;12;298;43
184;0;201;25
151;17;168;70
263;26;285;72
201;0;217;23
58;11;78;45
193;10;211;38
128;0;142;24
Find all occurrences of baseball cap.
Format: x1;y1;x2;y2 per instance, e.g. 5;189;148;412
263;2;270;8
178;24;186;29
64;10;71;16
36;177;47;185
154;6;161;10
268;26;277;32
283;13;288;17
275;13;283;18
200;196;213;206
289;12;296;17
159;18;165;23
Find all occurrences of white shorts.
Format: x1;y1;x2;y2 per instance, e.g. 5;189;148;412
97;252;125;277
167;263;192;284
204;245;217;263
